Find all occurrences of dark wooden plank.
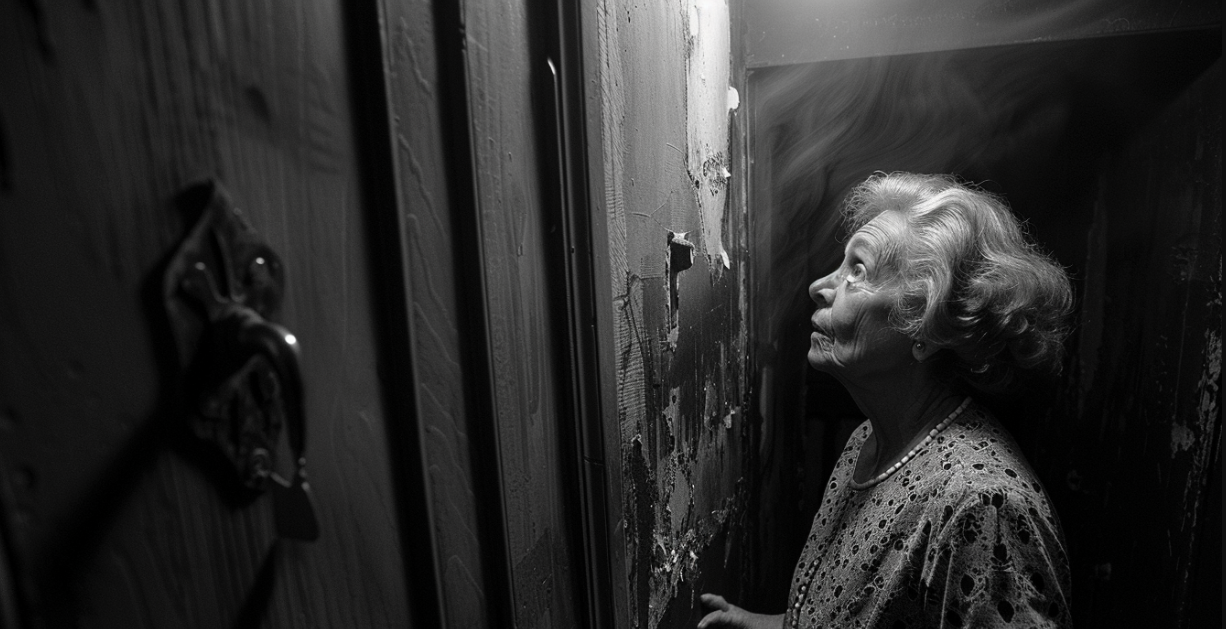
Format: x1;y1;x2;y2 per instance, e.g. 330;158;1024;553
381;0;621;625
0;1;411;626
461;0;586;626
378;0;492;626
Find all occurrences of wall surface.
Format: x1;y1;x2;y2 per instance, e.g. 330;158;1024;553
595;0;753;626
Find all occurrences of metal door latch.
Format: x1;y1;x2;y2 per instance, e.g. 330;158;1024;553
163;180;319;541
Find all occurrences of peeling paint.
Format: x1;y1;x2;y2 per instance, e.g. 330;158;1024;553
1193;322;1221;444
664;386;682;454
666;232;695;350
1182;287;1222;507
645;484;739;629
685;0;732;269
703;378;718;429
668;232;696;270
600;0;750;624
1196;280;1222;426
1169;421;1195;455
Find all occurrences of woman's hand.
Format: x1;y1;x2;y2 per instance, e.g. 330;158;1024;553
697;594;784;629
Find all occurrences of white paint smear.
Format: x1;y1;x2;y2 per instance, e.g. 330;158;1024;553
1170;421;1195;456
686;0;731;269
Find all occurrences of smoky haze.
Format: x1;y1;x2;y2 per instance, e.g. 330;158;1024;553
750;30;1217;351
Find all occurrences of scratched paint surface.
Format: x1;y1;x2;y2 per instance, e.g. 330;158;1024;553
686;0;735;270
596;0;751;626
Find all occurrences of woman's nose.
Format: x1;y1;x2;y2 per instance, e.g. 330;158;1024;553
809;270;838;305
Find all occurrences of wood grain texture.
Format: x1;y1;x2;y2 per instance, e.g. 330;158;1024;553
595;0;752;626
379;0;491;625
461;0;584;626
0;1;410;626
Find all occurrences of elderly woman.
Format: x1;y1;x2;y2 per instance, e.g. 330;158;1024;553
700;172;1074;628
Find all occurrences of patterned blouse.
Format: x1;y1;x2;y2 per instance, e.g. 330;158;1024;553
784;401;1072;628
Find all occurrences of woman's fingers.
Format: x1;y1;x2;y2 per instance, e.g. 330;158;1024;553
698;594;735;628
697;597;785;629
698;594;750;628
698;608;738;629
700;593;730;611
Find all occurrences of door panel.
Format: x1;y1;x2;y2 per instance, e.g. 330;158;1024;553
0;2;411;626
462;1;584;626
379;0;495;624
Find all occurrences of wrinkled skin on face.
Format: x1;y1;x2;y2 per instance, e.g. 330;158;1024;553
807;211;914;384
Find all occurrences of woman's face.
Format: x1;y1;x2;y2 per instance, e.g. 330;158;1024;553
808;211;913;381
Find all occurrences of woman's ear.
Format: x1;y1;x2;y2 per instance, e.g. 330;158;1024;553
912;340;941;363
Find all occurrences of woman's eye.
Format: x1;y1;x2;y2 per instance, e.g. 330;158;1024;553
846;263;867;284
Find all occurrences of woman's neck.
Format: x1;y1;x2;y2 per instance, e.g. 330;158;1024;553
839;367;962;478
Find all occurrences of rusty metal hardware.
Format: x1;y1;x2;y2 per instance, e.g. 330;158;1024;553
163;180;319;541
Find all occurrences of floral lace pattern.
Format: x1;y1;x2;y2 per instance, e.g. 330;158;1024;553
784;402;1072;628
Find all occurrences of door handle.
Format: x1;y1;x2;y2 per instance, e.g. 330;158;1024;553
163;180;319;541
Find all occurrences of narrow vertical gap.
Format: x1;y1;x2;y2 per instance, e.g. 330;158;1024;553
339;1;443;626
533;0;620;626
528;12;596;629
429;0;518;625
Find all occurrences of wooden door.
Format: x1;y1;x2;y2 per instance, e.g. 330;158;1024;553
381;0;600;625
0;2;419;626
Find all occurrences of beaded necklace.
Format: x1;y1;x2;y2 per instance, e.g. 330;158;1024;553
848;397;970;491
787;397;972;626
